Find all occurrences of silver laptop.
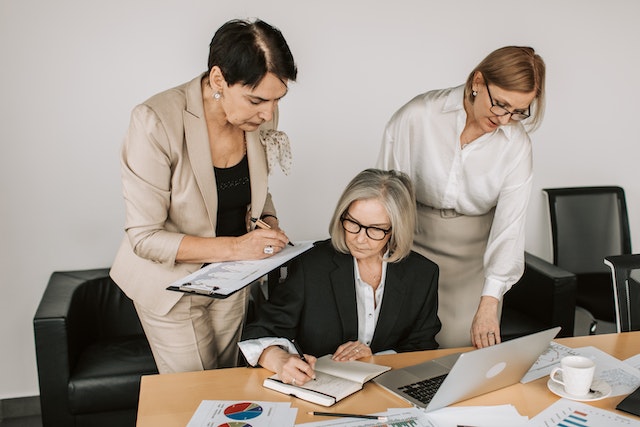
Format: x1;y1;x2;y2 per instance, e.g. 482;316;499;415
374;327;560;412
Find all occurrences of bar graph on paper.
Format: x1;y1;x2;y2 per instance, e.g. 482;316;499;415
529;399;640;427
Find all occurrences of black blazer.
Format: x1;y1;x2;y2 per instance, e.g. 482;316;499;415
242;239;441;356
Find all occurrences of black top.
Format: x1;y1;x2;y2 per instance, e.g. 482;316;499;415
214;155;251;237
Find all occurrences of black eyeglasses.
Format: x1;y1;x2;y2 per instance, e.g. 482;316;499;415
341;216;391;241
484;82;530;121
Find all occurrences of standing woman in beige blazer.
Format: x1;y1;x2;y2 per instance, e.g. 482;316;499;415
111;18;297;374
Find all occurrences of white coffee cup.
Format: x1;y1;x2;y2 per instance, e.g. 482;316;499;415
550;355;595;396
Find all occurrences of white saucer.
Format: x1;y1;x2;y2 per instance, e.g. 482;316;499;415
547;378;612;401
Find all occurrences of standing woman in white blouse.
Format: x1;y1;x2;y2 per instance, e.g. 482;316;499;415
377;46;546;349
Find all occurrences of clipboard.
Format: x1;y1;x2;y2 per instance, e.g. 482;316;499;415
166;240;315;298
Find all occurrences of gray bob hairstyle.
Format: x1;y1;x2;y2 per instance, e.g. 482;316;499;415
329;169;416;262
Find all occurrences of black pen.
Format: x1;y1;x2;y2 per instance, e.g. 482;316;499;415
290;339;308;363
291;339;316;381
252;218;295;246
308;412;388;422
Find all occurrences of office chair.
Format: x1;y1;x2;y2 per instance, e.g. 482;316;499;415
544;186;632;335
501;252;576;340
34;268;158;427
604;254;640;332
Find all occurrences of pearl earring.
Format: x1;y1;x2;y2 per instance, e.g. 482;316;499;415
472;90;478;97
213;92;221;100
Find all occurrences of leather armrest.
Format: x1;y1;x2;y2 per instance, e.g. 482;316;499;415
33;268;111;426
502;252;577;338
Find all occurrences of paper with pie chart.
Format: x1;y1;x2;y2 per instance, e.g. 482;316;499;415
186;400;297;427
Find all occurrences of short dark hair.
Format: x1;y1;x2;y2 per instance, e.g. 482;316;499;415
207;19;297;88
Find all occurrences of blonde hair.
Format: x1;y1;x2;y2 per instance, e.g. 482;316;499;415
465;46;546;131
329;169;416;262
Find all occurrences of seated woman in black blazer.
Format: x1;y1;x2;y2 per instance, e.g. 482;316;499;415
239;168;441;386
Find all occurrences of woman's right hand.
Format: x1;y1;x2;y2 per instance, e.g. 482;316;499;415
259;346;316;386
175;228;290;264
235;228;290;259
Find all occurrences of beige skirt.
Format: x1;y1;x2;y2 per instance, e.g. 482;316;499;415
413;205;496;348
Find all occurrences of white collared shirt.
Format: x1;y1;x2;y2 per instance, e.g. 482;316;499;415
377;85;532;299
354;256;386;347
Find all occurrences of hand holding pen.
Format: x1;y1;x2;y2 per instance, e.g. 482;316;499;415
289;339;316;383
247;218;291;258
258;342;316;386
251;217;294;248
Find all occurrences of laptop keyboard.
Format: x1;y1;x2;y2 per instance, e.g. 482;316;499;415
397;373;448;405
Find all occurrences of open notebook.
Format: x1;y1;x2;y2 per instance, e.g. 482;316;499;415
263;355;390;406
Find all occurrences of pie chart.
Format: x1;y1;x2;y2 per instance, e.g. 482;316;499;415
223;402;263;420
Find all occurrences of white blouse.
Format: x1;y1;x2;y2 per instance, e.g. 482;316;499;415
354;257;386;348
376;85;533;299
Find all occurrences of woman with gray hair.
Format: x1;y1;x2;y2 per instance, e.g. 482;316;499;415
239;168;440;387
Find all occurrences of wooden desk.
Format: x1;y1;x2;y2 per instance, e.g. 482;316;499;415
137;332;640;426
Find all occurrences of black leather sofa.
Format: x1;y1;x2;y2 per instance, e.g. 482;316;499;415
501;252;577;340
33;268;158;427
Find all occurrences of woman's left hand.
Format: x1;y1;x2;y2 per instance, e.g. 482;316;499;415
471;296;501;349
331;341;372;361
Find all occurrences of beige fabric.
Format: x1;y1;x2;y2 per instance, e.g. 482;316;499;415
134;288;249;373
260;129;292;175
110;74;283;372
413;205;497;348
110;73;279;316
376;84;532;299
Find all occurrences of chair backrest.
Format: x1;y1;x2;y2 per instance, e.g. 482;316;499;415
604;254;640;332
544;186;632;274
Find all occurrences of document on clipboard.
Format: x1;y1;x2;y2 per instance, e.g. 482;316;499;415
166;240;315;298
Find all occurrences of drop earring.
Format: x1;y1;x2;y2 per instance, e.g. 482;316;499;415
472;90;478;97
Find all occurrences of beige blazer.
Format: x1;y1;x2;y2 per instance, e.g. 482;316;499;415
111;74;278;315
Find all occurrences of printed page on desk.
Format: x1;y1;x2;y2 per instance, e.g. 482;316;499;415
527;398;640;426
263;355;390;406
166;240;315;297
186;400;296;427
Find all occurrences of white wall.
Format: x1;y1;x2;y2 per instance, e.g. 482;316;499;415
1;0;639;399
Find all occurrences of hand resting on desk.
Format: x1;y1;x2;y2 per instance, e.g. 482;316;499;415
332;341;372;362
